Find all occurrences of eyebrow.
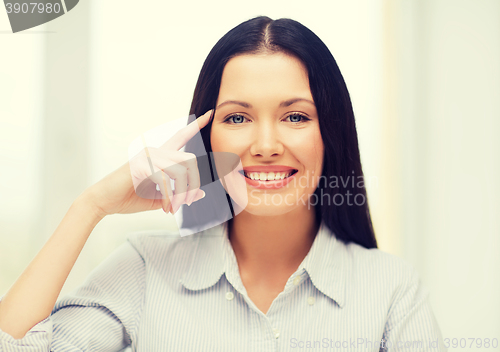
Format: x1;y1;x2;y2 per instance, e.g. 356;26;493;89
216;98;315;110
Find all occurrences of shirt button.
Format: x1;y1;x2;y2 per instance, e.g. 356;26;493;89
307;296;315;305
225;291;234;301
293;276;301;285
273;328;280;339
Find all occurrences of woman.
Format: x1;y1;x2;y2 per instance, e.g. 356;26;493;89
0;16;445;351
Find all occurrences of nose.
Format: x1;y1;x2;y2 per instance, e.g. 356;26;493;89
249;121;284;158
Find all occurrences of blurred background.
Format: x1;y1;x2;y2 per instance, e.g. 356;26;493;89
1;0;499;348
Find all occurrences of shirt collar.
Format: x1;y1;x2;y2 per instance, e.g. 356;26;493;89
179;221;347;308
299;221;347;308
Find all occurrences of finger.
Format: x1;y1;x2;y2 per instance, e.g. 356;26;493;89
164;151;201;207
175;152;200;206
163;109;213;151
141;134;155;175
163;164;188;214
160;170;174;213
129;149;157;197
146;149;195;211
190;189;206;204
151;169;173;212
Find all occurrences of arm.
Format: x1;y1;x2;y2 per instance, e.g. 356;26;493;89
0;110;211;348
0;193;103;340
50;238;146;351
0;236;146;351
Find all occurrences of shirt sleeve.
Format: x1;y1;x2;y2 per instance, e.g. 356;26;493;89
0;237;146;351
381;266;447;352
0;314;52;351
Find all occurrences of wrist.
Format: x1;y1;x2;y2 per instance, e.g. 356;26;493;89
73;190;107;225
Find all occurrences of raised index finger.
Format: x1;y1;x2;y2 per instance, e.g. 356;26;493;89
163;109;213;151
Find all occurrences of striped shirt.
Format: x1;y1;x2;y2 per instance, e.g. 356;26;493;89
0;221;446;351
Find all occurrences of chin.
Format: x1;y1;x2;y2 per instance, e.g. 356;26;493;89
238;191;305;217
242;204;296;217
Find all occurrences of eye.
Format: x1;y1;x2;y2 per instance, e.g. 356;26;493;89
223;114;248;124
285;113;310;123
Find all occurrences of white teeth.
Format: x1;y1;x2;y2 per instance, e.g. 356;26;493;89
245;171;294;181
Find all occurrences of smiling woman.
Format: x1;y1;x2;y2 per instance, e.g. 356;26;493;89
207;53;326;313
0;16;445;351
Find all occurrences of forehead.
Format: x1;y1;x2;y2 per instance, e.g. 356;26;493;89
217;53;313;104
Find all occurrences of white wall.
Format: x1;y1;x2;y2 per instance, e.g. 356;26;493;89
0;9;45;292
395;0;500;342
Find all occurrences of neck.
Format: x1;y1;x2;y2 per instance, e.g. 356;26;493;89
228;206;319;277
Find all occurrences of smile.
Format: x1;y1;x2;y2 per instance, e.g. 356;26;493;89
240;170;297;181
236;167;298;190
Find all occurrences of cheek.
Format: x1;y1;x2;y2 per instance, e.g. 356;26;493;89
310;127;324;163
210;126;226;153
211;127;247;154
287;129;324;166
313;135;325;166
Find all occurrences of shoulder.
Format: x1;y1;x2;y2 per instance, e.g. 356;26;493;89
124;227;218;275
126;228;198;258
125;229;198;267
337;239;424;301
343;240;418;280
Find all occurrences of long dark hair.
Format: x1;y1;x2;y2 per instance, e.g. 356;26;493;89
183;16;377;249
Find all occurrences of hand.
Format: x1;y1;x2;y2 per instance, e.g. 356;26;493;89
83;110;213;218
